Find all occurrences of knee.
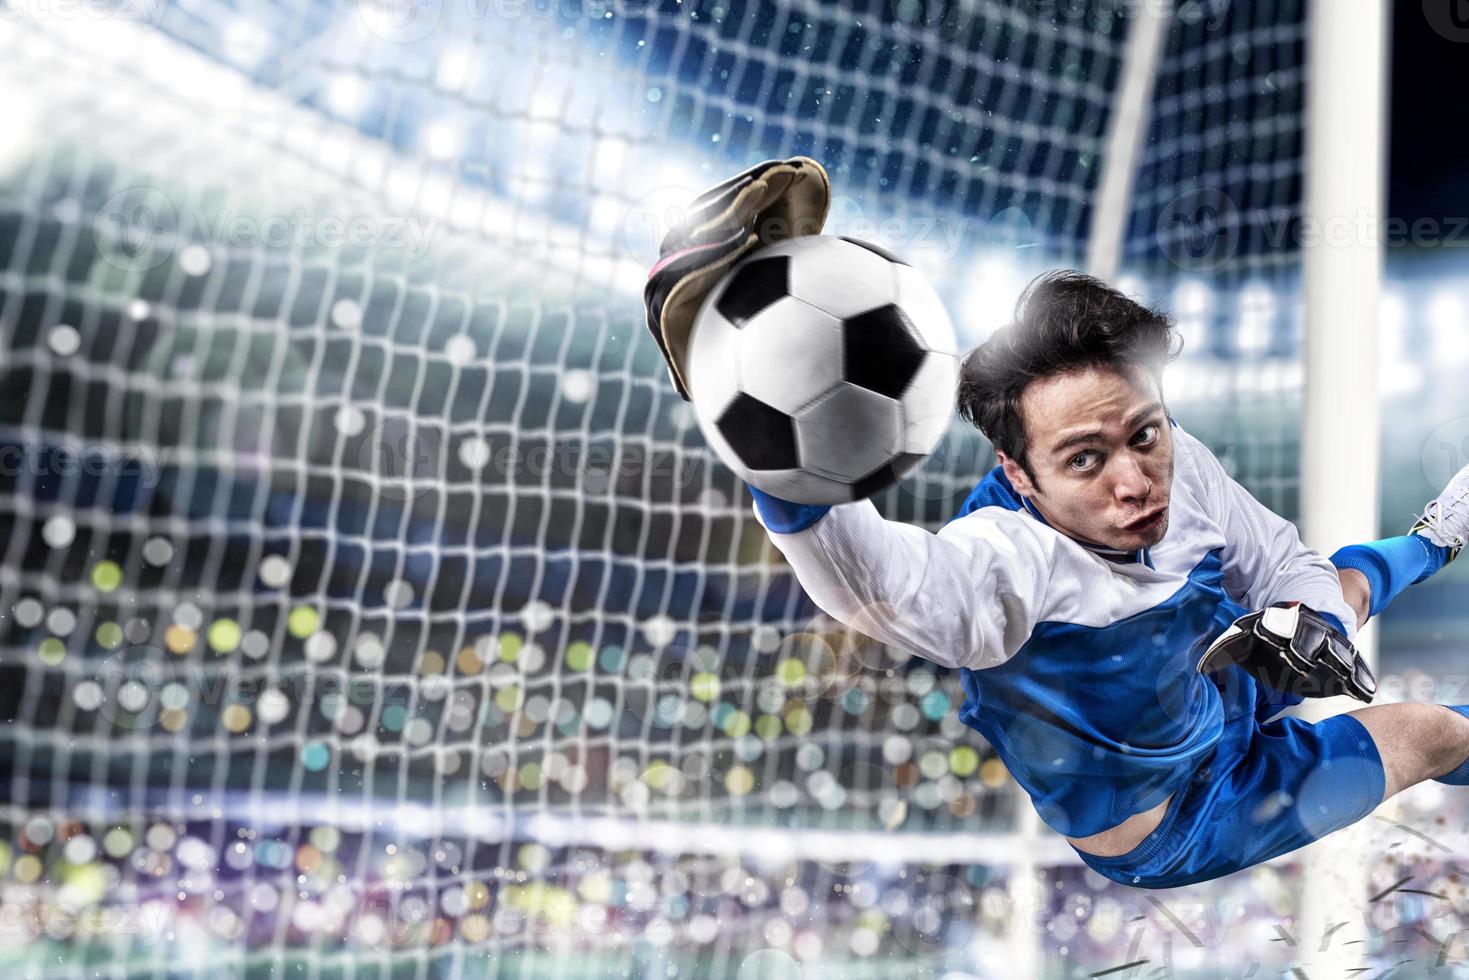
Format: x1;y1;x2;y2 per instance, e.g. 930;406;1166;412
1348;703;1469;799
1425;705;1469;776
1335;567;1371;630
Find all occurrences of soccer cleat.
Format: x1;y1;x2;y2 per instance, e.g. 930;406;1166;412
1410;460;1469;562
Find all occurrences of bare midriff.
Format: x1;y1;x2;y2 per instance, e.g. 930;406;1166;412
1064;793;1172;857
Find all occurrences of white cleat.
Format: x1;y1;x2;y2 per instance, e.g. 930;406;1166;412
1411;461;1469;561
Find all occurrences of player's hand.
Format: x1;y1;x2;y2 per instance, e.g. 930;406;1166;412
1196;601;1377;703
643;156;831;399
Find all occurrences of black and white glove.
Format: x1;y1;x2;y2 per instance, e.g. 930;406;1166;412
1196;601;1377;704
643;156;831;399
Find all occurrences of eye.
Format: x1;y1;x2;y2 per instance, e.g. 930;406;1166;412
1069;450;1099;472
1131;423;1160;447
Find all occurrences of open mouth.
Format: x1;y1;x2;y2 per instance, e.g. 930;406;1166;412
1123;508;1165;533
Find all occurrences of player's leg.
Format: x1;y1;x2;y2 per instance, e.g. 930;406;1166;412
1327;460;1468;624
1336;566;1370;630
1346;701;1469;798
1072;707;1390;889
1331;537;1450;624
1195;702;1469;880
1078;701;1469;890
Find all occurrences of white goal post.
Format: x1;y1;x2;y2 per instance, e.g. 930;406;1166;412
1296;0;1388;970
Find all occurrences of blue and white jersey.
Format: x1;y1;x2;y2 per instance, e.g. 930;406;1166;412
754;421;1359;838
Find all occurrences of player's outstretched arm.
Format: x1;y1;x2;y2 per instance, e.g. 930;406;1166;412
750;488;1053;671
1172;423;1358;639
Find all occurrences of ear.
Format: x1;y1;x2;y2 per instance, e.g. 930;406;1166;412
997;451;1036;497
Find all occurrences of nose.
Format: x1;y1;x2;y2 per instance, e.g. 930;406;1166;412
1113;454;1152;506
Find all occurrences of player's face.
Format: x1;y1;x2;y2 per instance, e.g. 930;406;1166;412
1000;364;1174;552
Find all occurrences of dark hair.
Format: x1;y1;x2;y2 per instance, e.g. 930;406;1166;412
957;270;1181;482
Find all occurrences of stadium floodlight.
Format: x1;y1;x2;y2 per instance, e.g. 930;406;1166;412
1377;290;1424;396
327;74;365;116
1429;290;1469;364
423;119;462;161
1172;278;1214;355
961;255;1032;342
436;44;477;93
1236;281;1277;355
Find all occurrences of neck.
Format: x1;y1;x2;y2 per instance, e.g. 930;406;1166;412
1022;496;1144;563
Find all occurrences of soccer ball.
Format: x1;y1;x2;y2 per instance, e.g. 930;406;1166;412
686;235;959;505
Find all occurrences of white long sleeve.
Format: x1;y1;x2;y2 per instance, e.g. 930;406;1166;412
1171;425;1359;640
753;498;1055;670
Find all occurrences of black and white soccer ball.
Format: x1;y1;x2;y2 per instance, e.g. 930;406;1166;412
687;235;959;505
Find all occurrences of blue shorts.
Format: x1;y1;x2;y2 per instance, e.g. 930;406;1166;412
1075;703;1386;889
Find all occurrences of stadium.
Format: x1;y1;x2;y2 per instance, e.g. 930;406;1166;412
2;0;1468;976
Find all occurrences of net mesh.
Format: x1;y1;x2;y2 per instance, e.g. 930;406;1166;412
0;0;1396;976
1120;0;1309;514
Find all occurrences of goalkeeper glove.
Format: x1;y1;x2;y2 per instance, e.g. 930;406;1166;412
643;156;831;399
1196;601;1377;704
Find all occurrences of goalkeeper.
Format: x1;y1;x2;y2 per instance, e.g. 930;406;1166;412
645;158;1469;888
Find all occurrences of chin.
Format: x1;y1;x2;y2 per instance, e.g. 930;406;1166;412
1115;511;1169;551
1140;513;1170;547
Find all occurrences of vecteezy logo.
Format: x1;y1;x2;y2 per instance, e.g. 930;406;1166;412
93;186;178;273
1422;417;1469;491
621;185;699;259
90;645;183;730
356;0;444;44
894;425;985;505
889;0;971;42
1156;188;1241;272
1424;0;1469;42
356;415;442;503
889;871;977;955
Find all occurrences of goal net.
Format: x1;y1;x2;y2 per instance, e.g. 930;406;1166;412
0;0;1420;976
